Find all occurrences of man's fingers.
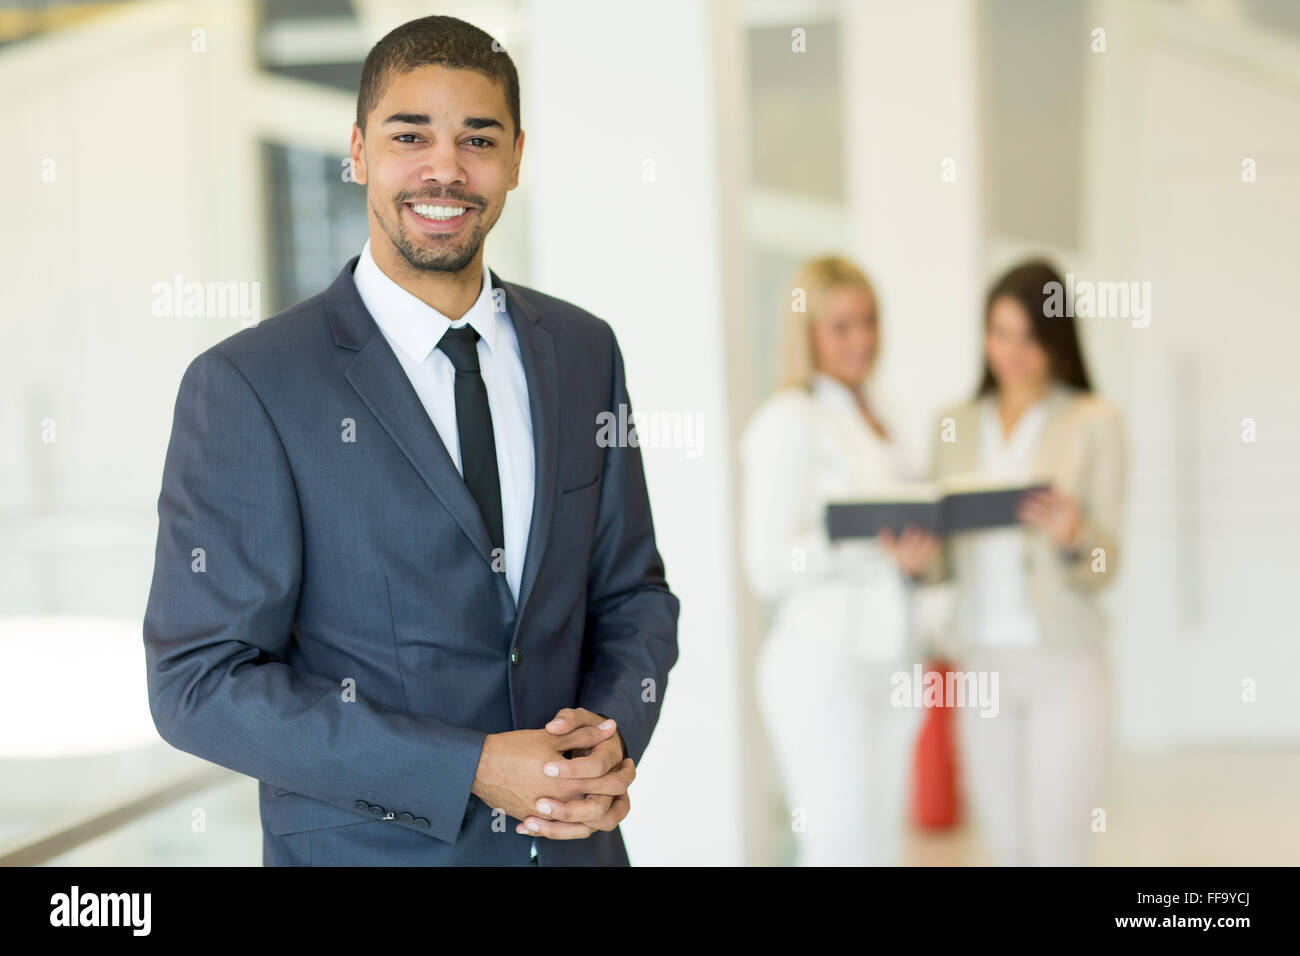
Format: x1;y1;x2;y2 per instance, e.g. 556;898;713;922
535;791;613;824
549;751;611;780
544;707;579;733
552;722;616;753
517;790;631;838
544;707;609;734
544;758;635;798
585;792;631;832
516;817;596;840
544;739;623;781
544;756;636;794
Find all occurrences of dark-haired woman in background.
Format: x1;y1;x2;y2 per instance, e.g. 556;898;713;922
883;260;1127;866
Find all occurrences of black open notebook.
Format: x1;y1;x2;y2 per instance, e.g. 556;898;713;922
825;476;1051;540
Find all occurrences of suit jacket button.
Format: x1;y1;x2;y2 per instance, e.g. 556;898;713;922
510;646;521;666
354;800;370;811
369;805;385;818
398;812;414;825
413;818;430;830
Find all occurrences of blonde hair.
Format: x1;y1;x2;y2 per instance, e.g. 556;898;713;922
776;254;880;392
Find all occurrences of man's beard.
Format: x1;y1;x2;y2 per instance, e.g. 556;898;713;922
373;197;487;273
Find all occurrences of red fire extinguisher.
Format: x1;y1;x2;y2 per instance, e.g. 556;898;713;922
913;656;961;829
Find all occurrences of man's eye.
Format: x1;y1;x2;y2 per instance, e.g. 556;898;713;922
394;133;420;143
465;137;493;148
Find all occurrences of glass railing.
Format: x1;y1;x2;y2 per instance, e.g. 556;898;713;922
1;744;259;866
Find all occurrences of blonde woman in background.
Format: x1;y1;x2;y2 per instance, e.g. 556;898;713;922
739;256;938;866
888;259;1127;866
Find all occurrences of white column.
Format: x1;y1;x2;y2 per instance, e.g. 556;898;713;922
522;0;746;865
842;0;985;468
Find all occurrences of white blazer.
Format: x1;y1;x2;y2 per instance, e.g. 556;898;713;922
739;373;917;661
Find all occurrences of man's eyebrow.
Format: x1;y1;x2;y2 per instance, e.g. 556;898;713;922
382;112;431;125
381;112;505;132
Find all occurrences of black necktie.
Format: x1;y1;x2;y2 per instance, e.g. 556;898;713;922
436;325;505;557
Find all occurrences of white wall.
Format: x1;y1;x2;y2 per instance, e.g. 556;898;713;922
1085;0;1300;745
964;0;1300;749
0;0;265;620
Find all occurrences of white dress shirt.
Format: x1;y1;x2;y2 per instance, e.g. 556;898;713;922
963;393;1050;648
351;241;538;858
352;239;535;604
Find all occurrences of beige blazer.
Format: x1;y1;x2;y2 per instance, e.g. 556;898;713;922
919;382;1127;654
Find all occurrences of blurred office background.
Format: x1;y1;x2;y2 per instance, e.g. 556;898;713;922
2;0;1298;865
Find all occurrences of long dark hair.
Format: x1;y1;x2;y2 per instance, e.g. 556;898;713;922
975;259;1092;397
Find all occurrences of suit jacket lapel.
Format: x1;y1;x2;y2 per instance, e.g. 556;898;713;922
489;269;558;626
946;401;981;475
1031;383;1081;482
325;257;559;622
324;257;502;594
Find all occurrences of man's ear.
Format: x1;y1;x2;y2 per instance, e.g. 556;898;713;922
349;123;368;185
508;128;524;190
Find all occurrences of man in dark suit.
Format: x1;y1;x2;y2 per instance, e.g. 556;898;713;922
142;15;680;866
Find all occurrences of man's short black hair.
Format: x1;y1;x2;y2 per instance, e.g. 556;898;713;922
356;15;521;138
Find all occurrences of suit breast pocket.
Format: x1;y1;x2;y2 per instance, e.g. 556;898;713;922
561;473;601;495
554;474;602;559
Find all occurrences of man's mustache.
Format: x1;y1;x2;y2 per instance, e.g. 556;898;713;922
398;192;483;207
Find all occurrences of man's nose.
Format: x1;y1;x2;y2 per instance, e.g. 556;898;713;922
418;141;467;185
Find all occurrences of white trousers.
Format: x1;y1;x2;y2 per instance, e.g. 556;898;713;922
757;629;922;866
953;644;1112;866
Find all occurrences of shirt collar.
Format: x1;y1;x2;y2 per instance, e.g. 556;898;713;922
980;384;1055;445
981;382;1067;417
352;238;498;364
810;370;868;410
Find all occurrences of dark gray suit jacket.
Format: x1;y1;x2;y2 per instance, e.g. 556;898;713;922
142;257;680;865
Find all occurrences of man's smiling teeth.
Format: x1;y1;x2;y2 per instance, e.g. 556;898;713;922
410;203;468;220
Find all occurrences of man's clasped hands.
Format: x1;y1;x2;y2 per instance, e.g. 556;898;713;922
470;707;636;840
